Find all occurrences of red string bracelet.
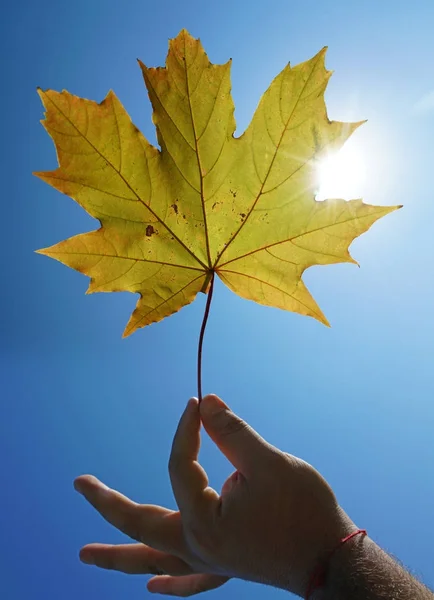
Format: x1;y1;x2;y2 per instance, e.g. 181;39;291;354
304;529;367;599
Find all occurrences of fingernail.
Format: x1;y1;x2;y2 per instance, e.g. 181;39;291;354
187;397;198;410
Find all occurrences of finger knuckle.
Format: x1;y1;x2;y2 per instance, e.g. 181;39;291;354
215;413;249;439
168;450;183;473
119;509;143;542
270;451;300;476
128;525;143;543
100;554;116;570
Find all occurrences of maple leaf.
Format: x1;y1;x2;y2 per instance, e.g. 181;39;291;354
35;29;400;341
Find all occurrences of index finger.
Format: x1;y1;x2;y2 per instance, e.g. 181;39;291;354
169;398;219;523
74;475;186;556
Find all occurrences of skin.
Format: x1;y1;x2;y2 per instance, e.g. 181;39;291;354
74;394;432;598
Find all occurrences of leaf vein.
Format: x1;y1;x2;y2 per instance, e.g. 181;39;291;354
127;273;204;333
144;73;196;152
218;207;387;267
218;269;323;319
214;52;322;267
42;91;207;270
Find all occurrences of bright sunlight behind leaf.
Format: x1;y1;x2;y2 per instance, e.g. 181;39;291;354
316;143;366;201
35;29;401;340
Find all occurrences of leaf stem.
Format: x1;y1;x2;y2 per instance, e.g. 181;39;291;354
197;272;215;403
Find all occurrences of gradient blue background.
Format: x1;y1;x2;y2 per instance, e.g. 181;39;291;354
2;0;434;597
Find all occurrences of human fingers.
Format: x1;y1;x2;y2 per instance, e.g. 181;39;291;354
200;394;277;477
147;573;229;596
74;475;187;556
169;399;219;522
79;543;193;576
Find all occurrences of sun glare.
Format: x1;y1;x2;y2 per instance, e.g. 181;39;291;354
315;143;365;201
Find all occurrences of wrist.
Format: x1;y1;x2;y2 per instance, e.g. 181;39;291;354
316;530;368;598
312;535;434;600
306;528;368;599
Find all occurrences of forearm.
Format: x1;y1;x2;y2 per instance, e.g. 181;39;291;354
314;536;433;600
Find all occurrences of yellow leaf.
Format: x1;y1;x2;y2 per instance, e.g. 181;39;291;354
35;29;400;337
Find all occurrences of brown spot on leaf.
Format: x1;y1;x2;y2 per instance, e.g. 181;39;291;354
146;225;155;237
240;213;246;220
170;203;179;214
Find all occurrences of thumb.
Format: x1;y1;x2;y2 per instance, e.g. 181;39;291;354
200;394;273;476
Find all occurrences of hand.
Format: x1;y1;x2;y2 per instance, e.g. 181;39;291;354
74;394;354;597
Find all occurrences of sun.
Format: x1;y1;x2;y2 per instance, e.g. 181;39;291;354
315;142;365;201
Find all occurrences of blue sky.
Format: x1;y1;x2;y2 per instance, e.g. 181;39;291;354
2;0;434;598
